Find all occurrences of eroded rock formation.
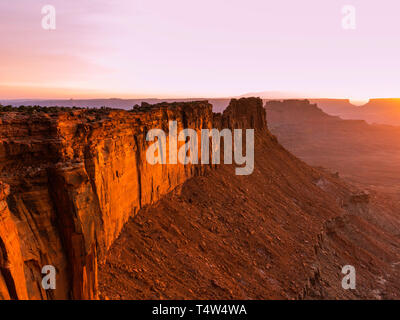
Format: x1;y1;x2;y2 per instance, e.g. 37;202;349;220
0;98;261;299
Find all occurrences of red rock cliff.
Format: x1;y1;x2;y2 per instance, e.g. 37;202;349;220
0;98;265;299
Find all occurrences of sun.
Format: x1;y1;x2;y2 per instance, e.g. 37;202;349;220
349;98;370;106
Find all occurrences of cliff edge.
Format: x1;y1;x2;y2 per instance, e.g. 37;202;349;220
0;98;265;299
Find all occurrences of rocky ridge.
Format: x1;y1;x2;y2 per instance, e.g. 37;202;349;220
0;98;262;299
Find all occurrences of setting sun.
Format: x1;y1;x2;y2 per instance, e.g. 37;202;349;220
349;98;370;106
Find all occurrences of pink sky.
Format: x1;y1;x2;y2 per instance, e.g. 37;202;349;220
1;0;400;99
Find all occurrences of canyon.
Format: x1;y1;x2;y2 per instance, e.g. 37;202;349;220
266;99;400;191
0;97;399;300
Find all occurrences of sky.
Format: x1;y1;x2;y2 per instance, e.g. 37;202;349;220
0;0;400;100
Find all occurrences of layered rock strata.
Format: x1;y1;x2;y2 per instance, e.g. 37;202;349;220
0;98;262;299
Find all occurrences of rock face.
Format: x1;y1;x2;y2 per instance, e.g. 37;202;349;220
0;98;265;300
216;97;267;130
0;182;28;300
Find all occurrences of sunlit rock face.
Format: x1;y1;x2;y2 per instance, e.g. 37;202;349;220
0;181;28;300
0;98;266;299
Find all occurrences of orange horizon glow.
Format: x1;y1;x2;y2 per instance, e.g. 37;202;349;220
2;84;400;104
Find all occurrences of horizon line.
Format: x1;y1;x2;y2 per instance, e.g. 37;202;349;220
2;97;400;102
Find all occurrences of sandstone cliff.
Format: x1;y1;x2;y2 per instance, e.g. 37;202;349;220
0;98;263;299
